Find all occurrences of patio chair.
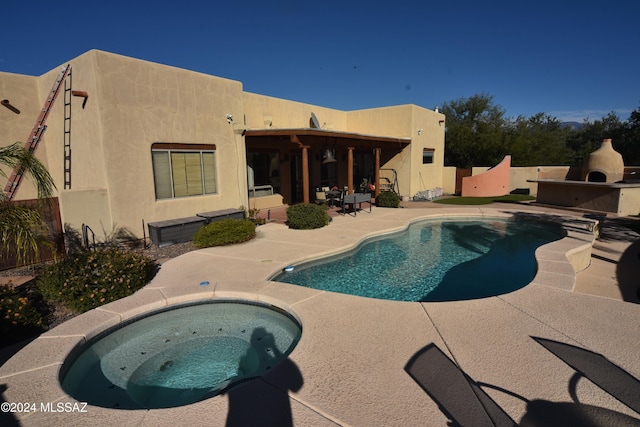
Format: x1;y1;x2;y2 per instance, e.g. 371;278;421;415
315;190;328;205
325;189;343;208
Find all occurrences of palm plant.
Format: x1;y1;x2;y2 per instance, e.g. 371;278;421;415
0;142;57;266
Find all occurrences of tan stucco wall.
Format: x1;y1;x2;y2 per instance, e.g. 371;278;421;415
91;51;247;234
3;49;447;241
0;71;46;200
59;189;112;236
442;166;457;195
618;188;640;216
3;50;248;240
243;92;347;130
346;105;445;197
467;166;574;196
536;181;640;216
243;96;446;199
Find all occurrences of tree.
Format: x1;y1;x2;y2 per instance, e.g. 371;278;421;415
566;112;626;166
616;105;640;166
0;142;56;266
506;113;574;166
442;93;508;168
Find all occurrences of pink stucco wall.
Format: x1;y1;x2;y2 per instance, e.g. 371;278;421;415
461;156;511;197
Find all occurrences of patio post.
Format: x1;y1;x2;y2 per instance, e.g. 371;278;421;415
291;134;311;203
374;148;381;198
301;144;310;203
347;147;354;194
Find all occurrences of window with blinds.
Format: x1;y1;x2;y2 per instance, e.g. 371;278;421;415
422;148;435;164
151;143;217;199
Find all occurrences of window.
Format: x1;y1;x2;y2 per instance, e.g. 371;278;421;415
247;151;280;194
422;148;435;164
152;143;217;199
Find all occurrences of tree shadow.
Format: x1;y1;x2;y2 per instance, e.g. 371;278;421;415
595;217;640;244
405;338;640;427
421;219;562;301
616;239;640;304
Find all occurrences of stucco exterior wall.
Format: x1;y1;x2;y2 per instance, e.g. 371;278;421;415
3;50;248;239
0;71;46;201
91;51;247;236
442;166;457;195
2;49;448;243
346;105;445;197
243;92;347;130
242;97;445;199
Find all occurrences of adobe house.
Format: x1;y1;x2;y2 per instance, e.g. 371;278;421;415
1;50;446;243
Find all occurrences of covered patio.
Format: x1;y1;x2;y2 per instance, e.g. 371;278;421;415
245;128;410;206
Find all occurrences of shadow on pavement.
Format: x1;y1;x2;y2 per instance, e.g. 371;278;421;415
405;338;640;427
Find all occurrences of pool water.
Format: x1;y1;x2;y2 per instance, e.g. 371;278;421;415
274;218;563;302
61;301;301;409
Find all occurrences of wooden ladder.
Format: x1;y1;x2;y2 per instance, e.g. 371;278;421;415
3;64;71;200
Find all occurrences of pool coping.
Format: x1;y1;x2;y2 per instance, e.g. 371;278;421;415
2;206;639;426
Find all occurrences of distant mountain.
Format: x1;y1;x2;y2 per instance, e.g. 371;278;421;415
560;121;587;130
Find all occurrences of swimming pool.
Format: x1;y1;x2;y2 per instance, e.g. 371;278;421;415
274;218;564;301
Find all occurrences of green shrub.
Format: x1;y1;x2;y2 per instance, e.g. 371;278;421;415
1;283;47;344
286;203;331;229
37;248;155;313
193;219;256;248
376;191;401;208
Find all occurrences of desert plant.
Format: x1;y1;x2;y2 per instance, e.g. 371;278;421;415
0;203;52;265
1;283;48;344
376;191;401;208
37;248;155;313
1;142;56;266
193;219;256;247
286;203;331;229
247;208;266;225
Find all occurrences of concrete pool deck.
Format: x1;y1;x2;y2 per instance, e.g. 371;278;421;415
1;205;639;426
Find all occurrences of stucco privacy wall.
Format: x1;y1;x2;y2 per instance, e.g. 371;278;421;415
467;166;574;196
509;166;575;196
462;155;511;197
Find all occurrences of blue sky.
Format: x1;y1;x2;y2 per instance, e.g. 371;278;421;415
2;0;638;122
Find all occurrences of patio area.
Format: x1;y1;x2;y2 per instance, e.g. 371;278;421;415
1;203;639;426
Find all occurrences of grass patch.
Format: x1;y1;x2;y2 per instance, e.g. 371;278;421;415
433;194;536;205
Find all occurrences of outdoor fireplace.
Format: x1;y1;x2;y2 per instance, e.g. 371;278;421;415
583;138;624;183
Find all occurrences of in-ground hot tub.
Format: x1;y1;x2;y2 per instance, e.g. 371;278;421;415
60;300;302;409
